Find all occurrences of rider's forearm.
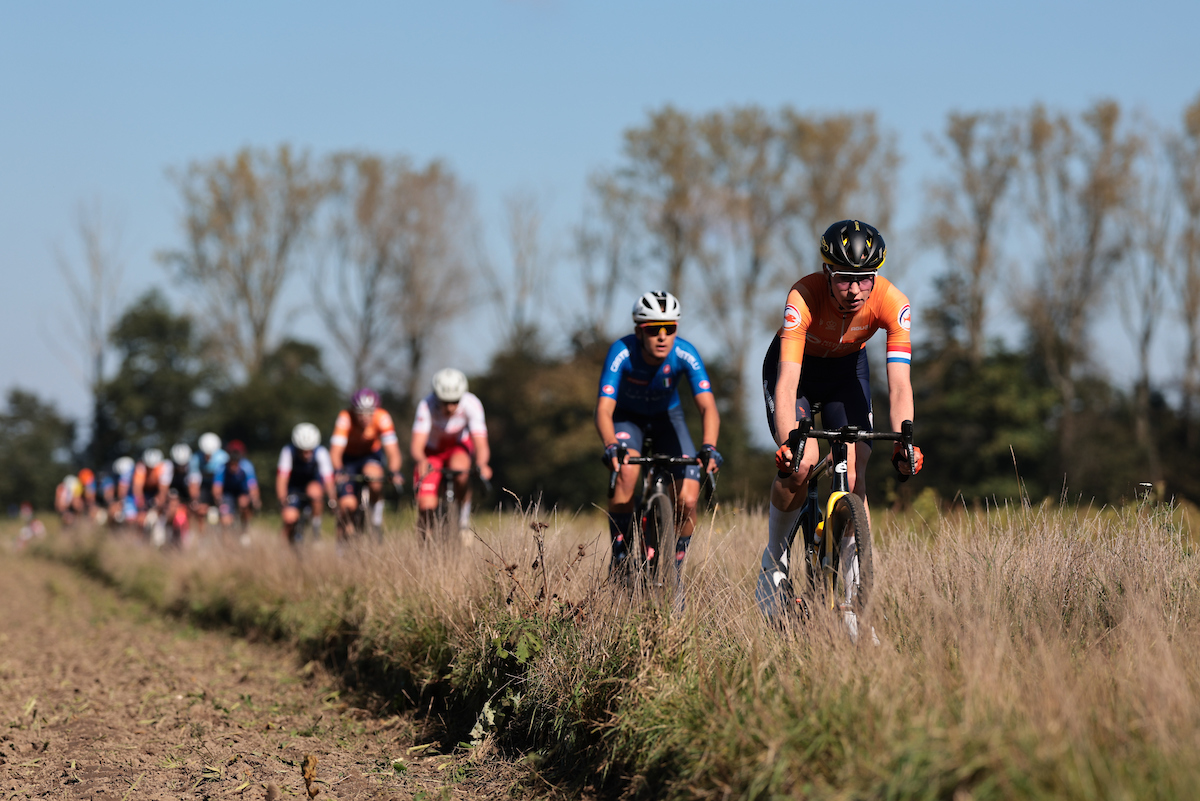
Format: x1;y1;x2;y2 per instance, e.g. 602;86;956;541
595;398;618;446
773;362;802;446
329;445;344;471
886;362;914;432
385;443;403;474
473;436;490;468
409;432;428;464
700;403;720;448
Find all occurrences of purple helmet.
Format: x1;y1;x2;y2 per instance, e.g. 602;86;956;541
351;388;380;413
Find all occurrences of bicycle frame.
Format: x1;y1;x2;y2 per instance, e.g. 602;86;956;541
784;416;914;612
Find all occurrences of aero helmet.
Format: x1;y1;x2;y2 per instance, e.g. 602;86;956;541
351;388;380;413
113;456;135;477
632;291;681;324
142;448;164;469
432;368;468;403
819;220;886;271
170;443;192;466
226;439;246;457
292;422;322;451
198;432;222;456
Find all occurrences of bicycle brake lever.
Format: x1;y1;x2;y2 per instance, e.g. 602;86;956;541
898;419;914;484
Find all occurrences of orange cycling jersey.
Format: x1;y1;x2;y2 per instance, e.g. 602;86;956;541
330;408;399;458
778;273;912;366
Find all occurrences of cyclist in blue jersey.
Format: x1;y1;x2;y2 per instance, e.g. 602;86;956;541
188;432;229;531
213;440;261;533
596;291;722;577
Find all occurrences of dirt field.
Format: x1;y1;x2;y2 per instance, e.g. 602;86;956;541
0;549;542;800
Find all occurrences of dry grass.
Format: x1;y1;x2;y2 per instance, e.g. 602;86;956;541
35;495;1200;800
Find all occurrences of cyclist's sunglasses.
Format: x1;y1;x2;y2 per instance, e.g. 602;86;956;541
830;271;876;288
639;323;678;337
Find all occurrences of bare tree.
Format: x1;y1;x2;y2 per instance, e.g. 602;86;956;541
160;145;328;376
54;200;124;462
924;111;1022;364
482;191;553;345
617;106;712;300
316;153;475;403
574;172;641;340
695;106;800;422
1119;127;1172;485
1019;101;1143;482
1169;94;1200;445
781;110;901;277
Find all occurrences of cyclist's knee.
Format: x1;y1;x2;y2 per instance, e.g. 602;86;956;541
281;508;299;525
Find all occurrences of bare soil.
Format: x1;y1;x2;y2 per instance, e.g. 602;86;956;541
0;549;546;800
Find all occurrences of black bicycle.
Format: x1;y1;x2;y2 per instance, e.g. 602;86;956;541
607;438;715;588
340;472;402;547
777;410;915;631
419;465;491;544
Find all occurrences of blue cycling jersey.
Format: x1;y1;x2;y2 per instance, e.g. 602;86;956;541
214;458;258;491
189;450;230;487
598;335;713;416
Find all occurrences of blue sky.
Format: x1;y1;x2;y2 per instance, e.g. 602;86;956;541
4;0;1198;425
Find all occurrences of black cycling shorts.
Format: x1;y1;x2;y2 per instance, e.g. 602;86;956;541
761;333;873;445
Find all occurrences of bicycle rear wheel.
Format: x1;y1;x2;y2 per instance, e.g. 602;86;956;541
827;492;873;614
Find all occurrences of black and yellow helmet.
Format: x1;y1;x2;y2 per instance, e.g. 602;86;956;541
819;220;886;271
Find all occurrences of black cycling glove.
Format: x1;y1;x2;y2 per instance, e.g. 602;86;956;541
699;444;723;470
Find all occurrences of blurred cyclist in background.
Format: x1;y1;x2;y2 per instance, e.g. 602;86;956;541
132;448;170;541
189;432;228;530
214;440;260;537
411;368;492;536
164;443;194;547
112;456;136;525
54;474;83;525
277;423;336;547
330;388;403;540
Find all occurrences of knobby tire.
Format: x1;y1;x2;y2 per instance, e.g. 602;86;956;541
827;492;873;614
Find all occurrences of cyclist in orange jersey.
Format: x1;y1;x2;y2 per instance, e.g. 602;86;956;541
329;388;404;538
757;220;924;619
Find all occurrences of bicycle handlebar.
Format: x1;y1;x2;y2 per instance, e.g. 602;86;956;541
784;419;915;481
607;445;714;498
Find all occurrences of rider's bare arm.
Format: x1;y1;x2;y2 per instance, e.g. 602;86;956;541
471;433;492;481
692;391;721;473
595;396;620;471
410;430;430;478
275;471;288;506
773;361;802;452
886;361;914;434
383;441;403;475
328;444;345;472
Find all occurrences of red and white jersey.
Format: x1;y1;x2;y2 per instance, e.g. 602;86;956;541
412;391;487;454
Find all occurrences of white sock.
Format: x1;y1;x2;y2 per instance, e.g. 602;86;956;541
766;502;803;570
459;498;472;528
311;515;322;538
372;500;384;527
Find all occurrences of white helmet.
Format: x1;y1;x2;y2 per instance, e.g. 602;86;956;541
432;368;468;403
632;291;681;323
292;422;322;451
113;456;134;477
142;448;164;468
198;432;221;456
63;475;81;491
171;443;193;466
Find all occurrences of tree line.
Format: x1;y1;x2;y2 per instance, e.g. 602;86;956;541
6;94;1199;512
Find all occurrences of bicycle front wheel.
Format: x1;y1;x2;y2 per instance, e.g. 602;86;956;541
640;492;674;576
826;492;873;614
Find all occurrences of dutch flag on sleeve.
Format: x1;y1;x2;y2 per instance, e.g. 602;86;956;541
886;344;911;365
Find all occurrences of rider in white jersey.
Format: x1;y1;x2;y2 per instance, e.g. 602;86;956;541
411;369;492;534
